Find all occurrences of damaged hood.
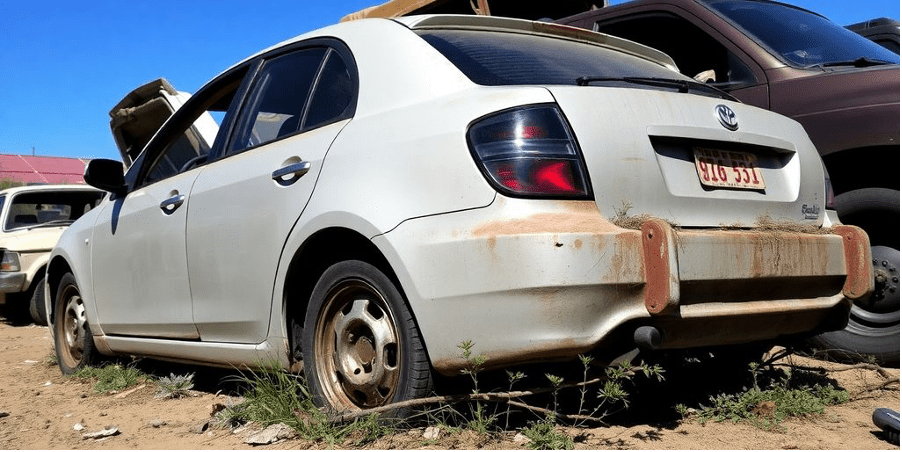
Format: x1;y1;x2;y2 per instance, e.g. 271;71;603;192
109;78;218;168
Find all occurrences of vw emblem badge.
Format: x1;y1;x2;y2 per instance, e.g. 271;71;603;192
715;104;739;131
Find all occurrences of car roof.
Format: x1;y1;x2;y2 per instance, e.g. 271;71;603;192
223;14;677;82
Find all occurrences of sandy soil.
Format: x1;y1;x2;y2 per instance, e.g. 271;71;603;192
0;310;897;450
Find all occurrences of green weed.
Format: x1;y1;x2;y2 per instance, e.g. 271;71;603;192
219;364;392;446
522;414;574;450
458;340;497;434
74;363;147;393
695;366;849;430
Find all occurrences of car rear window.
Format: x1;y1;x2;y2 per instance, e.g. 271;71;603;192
417;29;684;86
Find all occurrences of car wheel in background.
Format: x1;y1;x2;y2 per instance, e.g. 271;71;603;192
809;188;900;367
302;260;432;415
28;277;48;326
54;272;100;374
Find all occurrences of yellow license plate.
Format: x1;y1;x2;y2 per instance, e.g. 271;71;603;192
693;147;766;190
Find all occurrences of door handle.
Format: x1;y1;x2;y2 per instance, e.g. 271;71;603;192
271;161;311;186
159;194;185;215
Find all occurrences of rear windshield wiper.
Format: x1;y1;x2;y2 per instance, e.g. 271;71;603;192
576;76;736;101
807;57;894;69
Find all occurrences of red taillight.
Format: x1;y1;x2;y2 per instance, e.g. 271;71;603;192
468;105;591;199
534;161;577;192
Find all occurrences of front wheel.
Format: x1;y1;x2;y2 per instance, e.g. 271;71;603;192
53;272;101;374
301;260;432;415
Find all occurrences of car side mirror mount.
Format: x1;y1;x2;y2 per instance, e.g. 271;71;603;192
84;159;127;196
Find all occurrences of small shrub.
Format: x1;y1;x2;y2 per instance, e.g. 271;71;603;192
155;373;195;399
46;348;58;367
695;366;849;430
522;414;574;450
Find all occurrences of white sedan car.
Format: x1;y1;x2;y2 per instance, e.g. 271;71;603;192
48;15;872;413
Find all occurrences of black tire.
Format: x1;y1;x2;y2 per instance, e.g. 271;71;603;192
301;260;432;416
809;188;900;367
53;272;100;375
28;277;47;326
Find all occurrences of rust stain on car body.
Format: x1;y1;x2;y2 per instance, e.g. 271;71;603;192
641;219;678;315
471;202;618;238
834;225;874;300
432;337;587;374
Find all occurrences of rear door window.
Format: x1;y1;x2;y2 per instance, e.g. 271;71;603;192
227;48;327;154
303;49;355;130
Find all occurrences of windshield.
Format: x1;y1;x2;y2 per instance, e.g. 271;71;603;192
705;0;900;67
4;190;104;231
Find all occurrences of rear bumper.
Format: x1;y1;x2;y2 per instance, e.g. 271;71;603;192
377;197;872;375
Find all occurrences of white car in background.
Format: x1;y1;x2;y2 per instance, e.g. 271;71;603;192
48;15;872;414
0;184;103;325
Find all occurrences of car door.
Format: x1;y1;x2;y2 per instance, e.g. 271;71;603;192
186;42;357;343
91;127;211;338
91;68;248;338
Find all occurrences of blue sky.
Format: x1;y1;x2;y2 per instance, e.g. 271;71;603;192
1;0;898;161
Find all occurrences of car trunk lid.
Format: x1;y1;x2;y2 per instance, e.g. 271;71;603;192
547;86;827;227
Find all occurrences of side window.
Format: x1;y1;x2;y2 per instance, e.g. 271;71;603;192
228;48;327;154
303;49;354;130
145;131;210;184
596;13;757;89
140;73;245;186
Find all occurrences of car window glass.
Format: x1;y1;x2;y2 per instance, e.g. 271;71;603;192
706;0;899;66
875;39;900;54
228;47;327;154
4;191;105;231
595;13;757;88
303;50;354;130
145;131;210;185
418;29;684;86
138;71;245;187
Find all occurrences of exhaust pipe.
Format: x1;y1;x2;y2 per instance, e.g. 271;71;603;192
634;326;664;350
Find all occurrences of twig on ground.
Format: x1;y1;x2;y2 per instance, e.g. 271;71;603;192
771;362;890;379
328;371;637;424
850;378;900;401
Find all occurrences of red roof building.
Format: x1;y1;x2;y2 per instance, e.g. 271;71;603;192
0;155;89;185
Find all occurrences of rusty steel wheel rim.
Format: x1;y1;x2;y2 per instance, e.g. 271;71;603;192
313;279;401;410
58;285;87;367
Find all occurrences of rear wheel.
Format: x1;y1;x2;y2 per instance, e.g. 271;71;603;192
301;260;432;415
809;188;900;366
53;272;100;375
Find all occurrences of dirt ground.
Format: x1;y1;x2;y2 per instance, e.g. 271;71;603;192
0;310;897;450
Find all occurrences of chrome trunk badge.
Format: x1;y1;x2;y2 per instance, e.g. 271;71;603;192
715;104;739;131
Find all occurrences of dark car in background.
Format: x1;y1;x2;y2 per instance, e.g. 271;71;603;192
847;17;900;54
559;0;900;365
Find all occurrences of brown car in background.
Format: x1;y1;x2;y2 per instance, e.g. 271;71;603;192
559;0;900;365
